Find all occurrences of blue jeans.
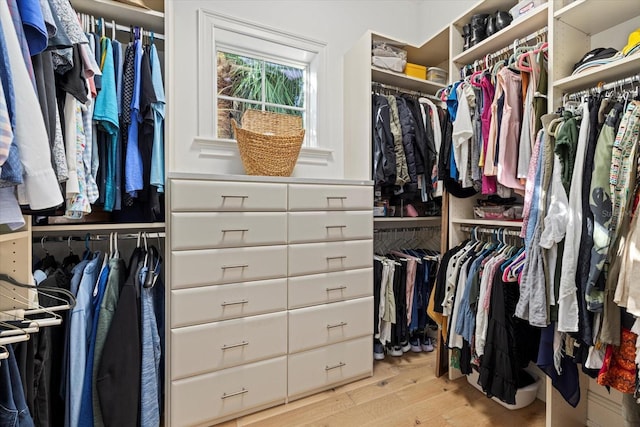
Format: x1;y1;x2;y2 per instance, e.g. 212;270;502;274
0;345;34;427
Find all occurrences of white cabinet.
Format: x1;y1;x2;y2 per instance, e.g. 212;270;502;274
167;175;373;426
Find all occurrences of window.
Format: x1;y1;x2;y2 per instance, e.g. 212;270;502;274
202;11;326;148
216;51;306;140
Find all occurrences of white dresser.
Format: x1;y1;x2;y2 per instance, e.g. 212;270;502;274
167;175;373;427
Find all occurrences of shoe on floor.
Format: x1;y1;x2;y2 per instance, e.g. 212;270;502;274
373;342;385;360
421;336;434;352
400;340;411;353
388;345;404;357
410;337;422;353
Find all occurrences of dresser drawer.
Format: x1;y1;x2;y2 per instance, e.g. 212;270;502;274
171;278;287;328
288;240;372;276
288;211;372;243
288;336;372;399
170;180;287;212
288;184;372;211
171;356;286;427
288;268;372;309
171;212;287;250
288;297;373;353
171;312;287;379
171;246;287;289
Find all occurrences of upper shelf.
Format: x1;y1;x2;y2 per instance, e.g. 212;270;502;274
452;0;519;28
554;0;640;36
554;52;640;93
450;218;523;228
32;222;166;237
452;3;549;65
374;216;442;228
372;67;446;94
70;0;164;34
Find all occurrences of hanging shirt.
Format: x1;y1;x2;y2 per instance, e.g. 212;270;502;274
94;38;119;211
1;0;61;209
149;43;165;192
452;83;473;188
125;39;144;196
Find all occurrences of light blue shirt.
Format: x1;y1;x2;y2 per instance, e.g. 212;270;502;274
68;254;101;427
149;44;164;192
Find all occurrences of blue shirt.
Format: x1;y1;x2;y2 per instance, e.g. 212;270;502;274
77;260;110;427
68;255;101;427
149;44;164;192
16;0;47;55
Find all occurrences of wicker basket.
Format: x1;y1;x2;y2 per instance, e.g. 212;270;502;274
232;110;305;177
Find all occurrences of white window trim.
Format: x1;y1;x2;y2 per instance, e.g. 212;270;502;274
196;9;332;164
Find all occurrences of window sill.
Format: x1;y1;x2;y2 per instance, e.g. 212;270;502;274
193;137;334;166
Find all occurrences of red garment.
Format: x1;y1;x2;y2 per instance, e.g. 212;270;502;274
597;328;637;394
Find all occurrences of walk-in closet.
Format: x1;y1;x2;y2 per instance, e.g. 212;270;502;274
1;0;640;426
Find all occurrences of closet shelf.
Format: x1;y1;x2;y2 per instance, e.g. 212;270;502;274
404;26;450;68
372;67;446;94
0;230;30;243
70;0;164;34
554;0;640;36
450;218;522;228
553;52;640;93
452;3;548;66
32;222;165;237
452;0;519;28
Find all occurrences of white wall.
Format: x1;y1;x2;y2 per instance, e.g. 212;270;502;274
167;0;474;178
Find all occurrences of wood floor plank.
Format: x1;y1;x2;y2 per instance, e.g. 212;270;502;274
227;350;546;426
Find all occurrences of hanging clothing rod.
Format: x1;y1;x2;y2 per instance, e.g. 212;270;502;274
371;81;443;102
374;226;440;233
35;232;165;243
470;26;548;68
78;13;165;40
565;73;640;100
459;225;522;237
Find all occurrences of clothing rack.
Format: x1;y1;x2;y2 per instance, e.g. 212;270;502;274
78;13;165;40
371;81;443;103
34;231;165;244
565;73;640;100
459;225;522;237
467;26;548;70
374;225;440;233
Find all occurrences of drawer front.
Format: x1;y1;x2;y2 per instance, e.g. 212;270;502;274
171;278;287;328
287;336;372;399
288;184;372;211
288;268;373;309
288;211;372;243
170;180;287;212
288;240;372;276
171;356;286;427
171;246;287;289
171;312;287;379
171;212;287;250
288;297;373;353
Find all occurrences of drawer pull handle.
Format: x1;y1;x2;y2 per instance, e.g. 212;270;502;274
326;286;347;292
221;195;249;199
221;388;248;399
327;321;348;329
221;228;249;233
325;225;347;229
221;341;249;350
326;256;346;261
325;362;346;371
326;196;347;200
221;264;248;270
221;299;248;307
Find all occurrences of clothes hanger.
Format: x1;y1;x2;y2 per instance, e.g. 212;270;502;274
0;273;76;311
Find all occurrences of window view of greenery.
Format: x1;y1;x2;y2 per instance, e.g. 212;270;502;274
217;51;306;139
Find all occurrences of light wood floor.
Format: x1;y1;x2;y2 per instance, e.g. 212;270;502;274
219;350;546;427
